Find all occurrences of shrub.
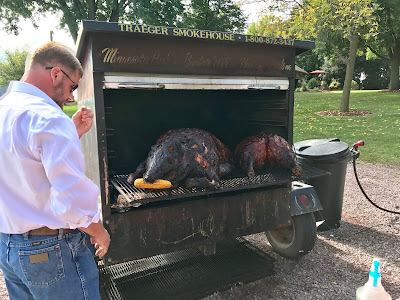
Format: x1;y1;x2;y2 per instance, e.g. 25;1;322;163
307;78;319;90
300;85;308;92
351;80;359;90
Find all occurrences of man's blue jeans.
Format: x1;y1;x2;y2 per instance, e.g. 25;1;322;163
0;230;100;300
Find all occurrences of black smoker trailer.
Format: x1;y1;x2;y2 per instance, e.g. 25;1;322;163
75;20;326;265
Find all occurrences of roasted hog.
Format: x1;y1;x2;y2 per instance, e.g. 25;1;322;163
127;128;233;190
233;135;267;177
234;133;302;177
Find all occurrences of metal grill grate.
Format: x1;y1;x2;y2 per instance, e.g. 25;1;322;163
111;164;329;210
99;237;275;300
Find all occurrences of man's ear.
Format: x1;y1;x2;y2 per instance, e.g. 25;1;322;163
50;67;60;84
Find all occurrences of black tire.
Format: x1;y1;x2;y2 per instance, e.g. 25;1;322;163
265;213;317;259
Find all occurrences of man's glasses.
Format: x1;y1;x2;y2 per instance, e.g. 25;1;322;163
46;66;78;92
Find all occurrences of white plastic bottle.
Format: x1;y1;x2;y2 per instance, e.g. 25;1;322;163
356;258;392;300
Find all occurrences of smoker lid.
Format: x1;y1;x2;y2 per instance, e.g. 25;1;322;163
76;20;315;58
294;138;350;159
75;20;316;78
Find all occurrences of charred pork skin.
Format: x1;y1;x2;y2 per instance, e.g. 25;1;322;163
234;134;302;177
127;128;233;190
233;135;267;177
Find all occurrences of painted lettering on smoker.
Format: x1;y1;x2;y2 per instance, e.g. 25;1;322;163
100;47;290;73
117;23;295;46
101;48;171;65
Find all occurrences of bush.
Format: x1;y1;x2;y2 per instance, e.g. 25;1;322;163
329;78;341;89
351;80;359;90
307;78;319;89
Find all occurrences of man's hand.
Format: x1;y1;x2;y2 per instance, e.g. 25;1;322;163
80;221;111;259
90;228;111;259
72;106;94;138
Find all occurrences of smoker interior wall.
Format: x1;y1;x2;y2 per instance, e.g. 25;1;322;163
103;89;289;176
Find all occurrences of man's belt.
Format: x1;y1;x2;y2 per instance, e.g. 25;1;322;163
28;227;76;236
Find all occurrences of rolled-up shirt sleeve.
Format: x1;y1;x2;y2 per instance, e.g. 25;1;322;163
28;115;100;229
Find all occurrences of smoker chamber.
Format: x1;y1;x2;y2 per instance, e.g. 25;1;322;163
75;20;318;265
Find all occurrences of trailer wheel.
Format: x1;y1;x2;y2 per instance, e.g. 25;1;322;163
265;213;317;259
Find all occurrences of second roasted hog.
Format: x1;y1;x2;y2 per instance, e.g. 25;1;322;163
234;133;302;177
127;128;233;190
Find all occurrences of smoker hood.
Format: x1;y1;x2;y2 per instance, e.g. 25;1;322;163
76;21;314;79
76;21;315;62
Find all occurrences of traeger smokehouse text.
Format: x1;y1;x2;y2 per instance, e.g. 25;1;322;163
117;23;295;46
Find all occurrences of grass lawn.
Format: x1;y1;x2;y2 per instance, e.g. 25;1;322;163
63;105;78;118
294;90;400;164
64;90;399;165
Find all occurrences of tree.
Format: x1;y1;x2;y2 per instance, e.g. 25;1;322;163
0;47;29;87
288;0;378;112
0;0;246;44
122;0;186;28
0;0;136;42
248;13;290;38
365;0;400;90
0;1;187;42
355;55;390;89
182;0;246;32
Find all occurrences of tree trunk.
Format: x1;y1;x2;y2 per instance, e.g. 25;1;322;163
87;0;97;20
109;0;120;22
388;44;400;91
340;34;359;112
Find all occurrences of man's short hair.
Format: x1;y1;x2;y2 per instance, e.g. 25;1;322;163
30;42;83;77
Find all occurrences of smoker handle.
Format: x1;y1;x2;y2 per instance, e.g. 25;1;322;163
247;85;281;90
117;83;166;89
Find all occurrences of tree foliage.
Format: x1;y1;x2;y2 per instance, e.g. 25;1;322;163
251;0;378;112
124;0;186;27
0;0;246;43
182;0;246;32
295;41;326;73
365;0;400;90
248;13;290;38
355;56;390;89
295;0;378;112
0;47;29;87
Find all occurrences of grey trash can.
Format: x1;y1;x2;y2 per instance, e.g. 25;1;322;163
294;138;352;231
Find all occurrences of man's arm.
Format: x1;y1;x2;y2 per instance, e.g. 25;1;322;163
79;221;111;258
71;107;110;257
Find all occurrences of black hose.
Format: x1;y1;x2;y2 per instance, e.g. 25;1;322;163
353;158;400;215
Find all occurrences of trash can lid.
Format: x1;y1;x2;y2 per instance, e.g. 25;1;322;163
294;138;350;159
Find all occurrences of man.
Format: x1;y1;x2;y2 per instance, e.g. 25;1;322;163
0;41;110;300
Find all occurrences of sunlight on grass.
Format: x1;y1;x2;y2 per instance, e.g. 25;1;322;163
63;105;78;118
294;91;400;164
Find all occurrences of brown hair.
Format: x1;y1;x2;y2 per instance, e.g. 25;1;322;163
30;41;83;77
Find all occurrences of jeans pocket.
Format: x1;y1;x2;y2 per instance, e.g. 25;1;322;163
68;231;86;250
19;244;65;286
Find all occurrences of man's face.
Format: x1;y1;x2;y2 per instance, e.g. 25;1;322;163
53;80;66;108
52;69;80;109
